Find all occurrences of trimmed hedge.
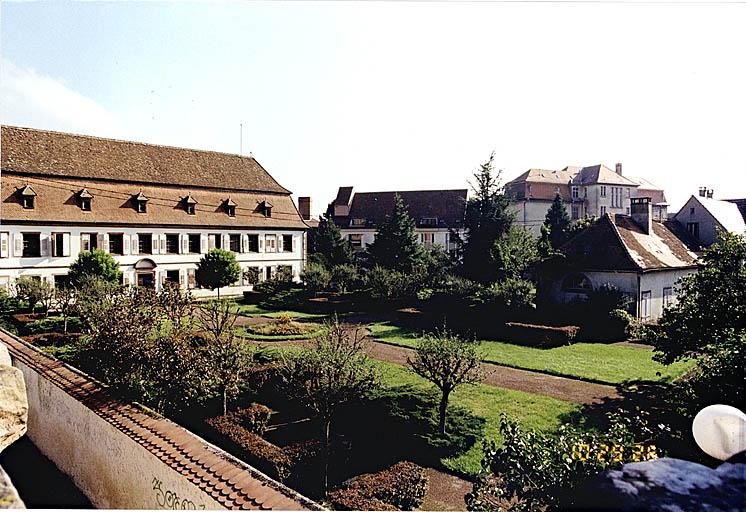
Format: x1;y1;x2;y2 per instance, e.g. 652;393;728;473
328;461;428;511
503;322;579;347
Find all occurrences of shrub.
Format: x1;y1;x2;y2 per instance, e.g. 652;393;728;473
330;264;358;293
366;266;421;300
233;403;273;436
0;288;20;315
328;461;428;511
242;267;261;286
276;265;294;283
25;316;83;335
245;319;319;337
476;277;536;312
68;249;121;285
302;262;331;292
503;322;579;347
14;277;53;313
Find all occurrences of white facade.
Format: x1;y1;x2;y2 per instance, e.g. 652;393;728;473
339;227;463;252
0;224;305;297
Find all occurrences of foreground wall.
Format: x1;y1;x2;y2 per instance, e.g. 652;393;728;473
0;330;318;511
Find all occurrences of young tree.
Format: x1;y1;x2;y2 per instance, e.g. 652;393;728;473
54;285;77;333
280;320;379;495
407;329;484;434
493;225;540;281
543;193;572;250
312;214;355;269
330;264;358;293
14;277;52;314
68;249;121;286
195;248;241;298
302;262;331;293
366;194;426;273
198;300;254;414
461;153;514;284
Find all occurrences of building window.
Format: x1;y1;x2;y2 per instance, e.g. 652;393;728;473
562;273;592;293
351;218;366;226
348;234;363;248
265;266;273;281
600;206;607;216
52;233;65;257
690;207;695;216
80;197;91;211
186;203;195;215
166;270;180;284
81;233;98;252
282;235;293;252
225;198;237;218
229;234;241;253
640;290;652;320
600;186;607;198
187;268;197;288
109;234;124;255
663;287;674;309
248;234;259;253
571;205;580;220
209;234;222;250
138;234;152;254
22;196;35;209
572;186;579;199
165;234;179;254
420;232;434;247
54;274;70;289
184;194;197;215
687;222;700;238
265;235;277;253
420;217;438;227
22;233;41;257
188;234;200;253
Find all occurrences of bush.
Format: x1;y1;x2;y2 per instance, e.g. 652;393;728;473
366;266;421;300
503;322;579;347
330;264;358;293
232;403;273;436
14;277;53;313
25;316;83;335
243;267;261;286
196;249;241;295
206;413;292;481
0;288;20;315
302;262;331;292
68;249;121;285
328;461;428;511
476;277;536;312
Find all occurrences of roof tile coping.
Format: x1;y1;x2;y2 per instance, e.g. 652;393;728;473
0;329;322;511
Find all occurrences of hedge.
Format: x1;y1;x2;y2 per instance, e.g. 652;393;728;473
503;322;579;347
328;461;428;511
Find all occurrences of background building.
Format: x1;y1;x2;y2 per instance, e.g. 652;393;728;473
673;188;746;247
0;126;307;296
329;187;467;253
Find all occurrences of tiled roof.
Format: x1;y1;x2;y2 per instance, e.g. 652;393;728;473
1;126;290;194
1;174;306;229
560;214;698;271
507;168;575;185
628;176;668;205
334;187;353;206
572;165;639;187
333;189;467;229
0;330;319;511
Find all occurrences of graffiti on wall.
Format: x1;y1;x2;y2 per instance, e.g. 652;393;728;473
152;477;206;510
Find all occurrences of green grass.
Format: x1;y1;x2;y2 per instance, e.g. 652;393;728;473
236;325;327;341
227;302;326;319
368;322;694;385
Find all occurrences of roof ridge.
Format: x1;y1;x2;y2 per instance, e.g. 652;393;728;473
353;188;468;194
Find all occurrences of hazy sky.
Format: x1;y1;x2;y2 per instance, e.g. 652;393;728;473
2;1;745;216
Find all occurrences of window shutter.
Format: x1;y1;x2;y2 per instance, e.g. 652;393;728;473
179;269;187;289
222;234;229;250
258;236;264;253
62;233;70;257
97;234;107;253
292;235;297;253
40;234;50;257
123;235;130;255
187;268;196;288
159;271;166;286
13;235;23;257
131;234;139;254
181;235;188;254
0;233;8;258
208;235;215;250
122;273;129;286
50;234;57;257
241;234;248;253
159;234;166;254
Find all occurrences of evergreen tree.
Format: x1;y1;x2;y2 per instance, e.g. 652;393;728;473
543;193;572;250
460;153;513;284
312;214;355;269
366;194;426;273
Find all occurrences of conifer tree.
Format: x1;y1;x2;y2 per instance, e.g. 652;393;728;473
461;153;513;284
543;193;571;250
311;214;355;269
366;194;426;273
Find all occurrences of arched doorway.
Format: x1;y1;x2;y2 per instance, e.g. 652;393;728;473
134;258;157;288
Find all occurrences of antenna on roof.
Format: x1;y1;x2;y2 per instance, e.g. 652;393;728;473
239;123;243;156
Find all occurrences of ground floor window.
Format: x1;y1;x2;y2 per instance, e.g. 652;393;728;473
54;274;69;289
663;287;674;309
640;290;652;319
282;234;293;252
348;234;363;248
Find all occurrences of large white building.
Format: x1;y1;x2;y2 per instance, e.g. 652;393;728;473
329;187;467;253
0;126;308;296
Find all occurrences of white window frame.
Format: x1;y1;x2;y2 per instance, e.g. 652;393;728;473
640;290;652;320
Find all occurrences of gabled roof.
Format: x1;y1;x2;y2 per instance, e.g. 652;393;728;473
334;189;467;229
78;188;94;199
183;193;197;204
508;168;575;185
560;214;699;272
572;165;639;187
19;184;36;196
1;125;290;194
628;176;667;204
134;191;148;202
725;198;746;224
334;186;354;206
677;195;746;234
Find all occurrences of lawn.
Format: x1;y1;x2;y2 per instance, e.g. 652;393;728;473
227;302;327;319
374;360;581;476
368;321;694;385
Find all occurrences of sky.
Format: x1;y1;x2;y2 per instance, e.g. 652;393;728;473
2;1;745;216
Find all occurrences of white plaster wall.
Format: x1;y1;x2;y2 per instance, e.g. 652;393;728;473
340;228;463;251
640;268;695;320
0;224;305;295
509;201;560;235
674;196;721;246
13;355;225;510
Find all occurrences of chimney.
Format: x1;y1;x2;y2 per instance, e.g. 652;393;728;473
298;197;311;220
630;197;653;235
707;189;714;199
615;163;623;175
698;187;707;198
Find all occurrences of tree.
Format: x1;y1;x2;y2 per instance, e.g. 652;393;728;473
543;193;572;250
460;153;514;284
365;194;426;273
648;232;746;364
198;300;254;414
312;214;355;269
54;285;77;334
407;329;483;434
280;319;379;495
14;277;52;314
330;264;358;293
493;225;540;281
195;249;241;298
68;249;121;286
302;262;331;292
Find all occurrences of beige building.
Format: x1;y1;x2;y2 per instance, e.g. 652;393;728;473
0;126;308;295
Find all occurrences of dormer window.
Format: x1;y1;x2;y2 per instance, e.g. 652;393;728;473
183;193;197;215
258;199;273;218
225;198;237;218
420;217;438;227
351;218;366;227
20;185;36;209
134;191;148;213
78;188;93;211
